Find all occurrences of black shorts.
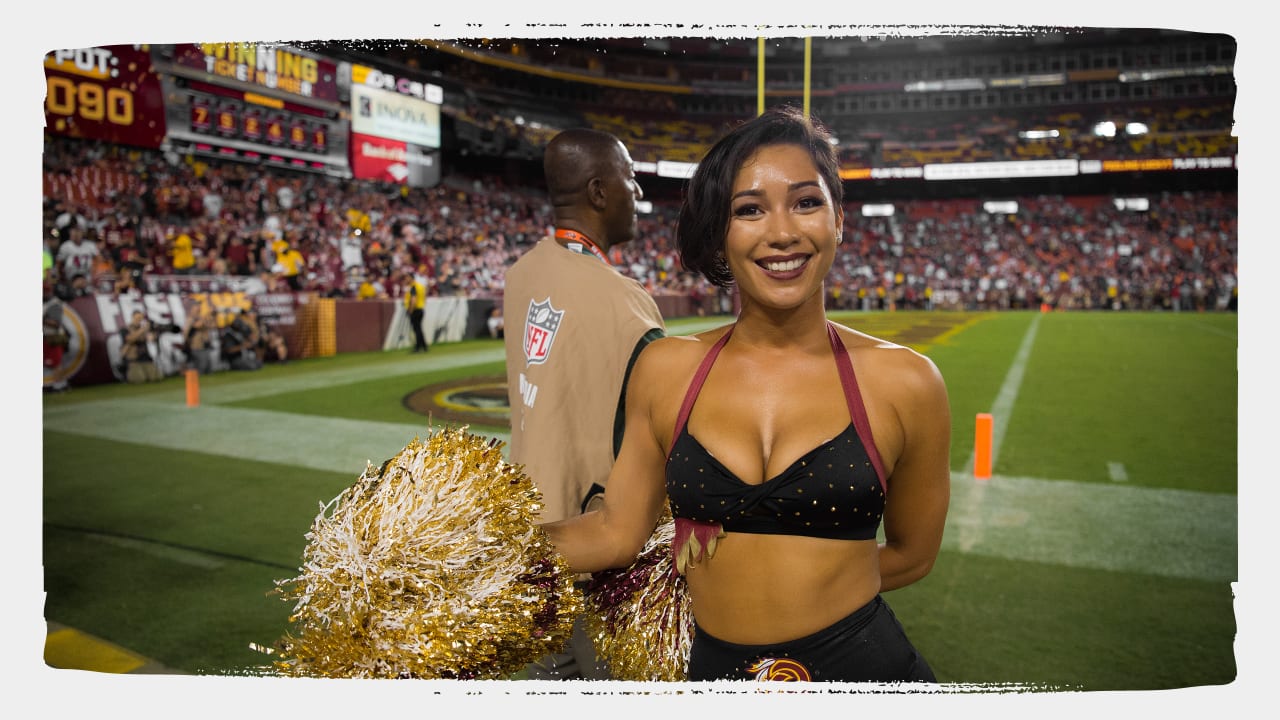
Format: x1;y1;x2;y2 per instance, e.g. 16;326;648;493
687;594;936;683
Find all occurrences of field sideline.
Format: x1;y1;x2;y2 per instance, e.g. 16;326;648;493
35;309;1244;701
42;316;1235;584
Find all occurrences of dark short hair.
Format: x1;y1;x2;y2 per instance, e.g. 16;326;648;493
676;105;843;288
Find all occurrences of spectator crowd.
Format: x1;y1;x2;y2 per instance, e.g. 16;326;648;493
42;131;1237;388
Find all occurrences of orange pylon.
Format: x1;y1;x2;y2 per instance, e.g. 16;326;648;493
185;369;199;408
974;413;993;480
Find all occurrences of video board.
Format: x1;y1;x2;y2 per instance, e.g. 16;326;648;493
152;43;350;177
43;45;167;149
341;62;443;188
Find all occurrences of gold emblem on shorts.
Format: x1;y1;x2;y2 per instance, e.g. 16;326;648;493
747;657;812;681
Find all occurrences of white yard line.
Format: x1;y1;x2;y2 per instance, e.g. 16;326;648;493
955;313;1040;555
47;314;1237;584
47;393;1234;583
193;347;508;404
109;320;727;407
89;532;225;569
964;312;1042;475
44;398;510;477
943;470;1235;582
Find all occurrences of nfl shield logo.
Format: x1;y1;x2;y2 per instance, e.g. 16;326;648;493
524;298;564;365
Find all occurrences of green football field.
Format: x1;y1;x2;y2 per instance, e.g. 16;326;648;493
37;310;1242;696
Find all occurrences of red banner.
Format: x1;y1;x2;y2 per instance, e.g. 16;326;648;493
44;45;167;148
349;131;440;187
48;291;301;387
350;131;409;183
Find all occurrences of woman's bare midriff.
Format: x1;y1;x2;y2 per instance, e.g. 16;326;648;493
683;532;881;645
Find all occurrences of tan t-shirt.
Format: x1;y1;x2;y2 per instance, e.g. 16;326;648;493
504;238;665;524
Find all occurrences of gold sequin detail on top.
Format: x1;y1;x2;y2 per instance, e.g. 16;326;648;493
664;320;889;542
666;425;886;541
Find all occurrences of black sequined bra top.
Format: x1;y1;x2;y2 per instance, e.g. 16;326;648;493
665;322;888;563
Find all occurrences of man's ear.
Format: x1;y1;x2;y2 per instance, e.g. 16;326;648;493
586;176;608;211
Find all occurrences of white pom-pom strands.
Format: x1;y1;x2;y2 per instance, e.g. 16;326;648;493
261;427;582;679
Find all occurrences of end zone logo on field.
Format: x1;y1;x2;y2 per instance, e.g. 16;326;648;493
402;375;510;428
44;303;88;387
523;298;564;365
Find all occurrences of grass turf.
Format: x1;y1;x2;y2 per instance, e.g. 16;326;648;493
41;310;1240;689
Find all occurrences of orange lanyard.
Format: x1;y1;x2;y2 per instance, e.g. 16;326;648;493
555;228;609;264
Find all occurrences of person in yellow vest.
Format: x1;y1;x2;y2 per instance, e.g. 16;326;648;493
170;232;195;275
272;237;306;291
356;274;380;300
403;271;429;353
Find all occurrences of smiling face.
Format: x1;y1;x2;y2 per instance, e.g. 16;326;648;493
724;143;844;312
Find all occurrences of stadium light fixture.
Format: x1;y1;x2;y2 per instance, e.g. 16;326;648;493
1118;65;1230;83
1018;129;1060;140
1113;197;1150;211
657;160;697;180
1093;121;1117;138
904;78;986;92
1125;122;1149;136
924;159;1077;181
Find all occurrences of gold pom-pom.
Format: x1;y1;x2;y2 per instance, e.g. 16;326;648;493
583;505;693;681
260;427;583;679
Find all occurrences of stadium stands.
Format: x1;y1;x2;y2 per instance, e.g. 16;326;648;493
43;133;1236;314
42;30;1238;387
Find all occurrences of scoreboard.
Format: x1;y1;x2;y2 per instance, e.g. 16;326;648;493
43;45;168;149
44;44;455;185
151;43;350;178
182;83;333;154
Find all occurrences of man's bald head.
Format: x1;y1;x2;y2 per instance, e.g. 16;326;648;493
542;128;642;249
544;128;626;204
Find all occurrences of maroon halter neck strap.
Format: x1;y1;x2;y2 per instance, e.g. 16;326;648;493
670;321;887;492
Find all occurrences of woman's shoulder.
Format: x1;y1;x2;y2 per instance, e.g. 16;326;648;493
827;320;895;350
635;324;734;375
829;320;945;390
650;324;733;353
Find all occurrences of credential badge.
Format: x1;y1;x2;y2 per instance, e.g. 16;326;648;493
523;298;564;365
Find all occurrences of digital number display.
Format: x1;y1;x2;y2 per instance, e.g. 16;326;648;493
184;94;330;155
44;45;166;148
46;76;135;125
190;99;211;132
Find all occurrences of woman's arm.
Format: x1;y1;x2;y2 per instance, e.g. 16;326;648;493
540;340;674;573
877;348;952;592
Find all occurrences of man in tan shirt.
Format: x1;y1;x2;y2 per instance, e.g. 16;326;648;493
504;128;665;680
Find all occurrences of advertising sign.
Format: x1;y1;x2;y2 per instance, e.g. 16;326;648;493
350;83;440;148
350;132;440;187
